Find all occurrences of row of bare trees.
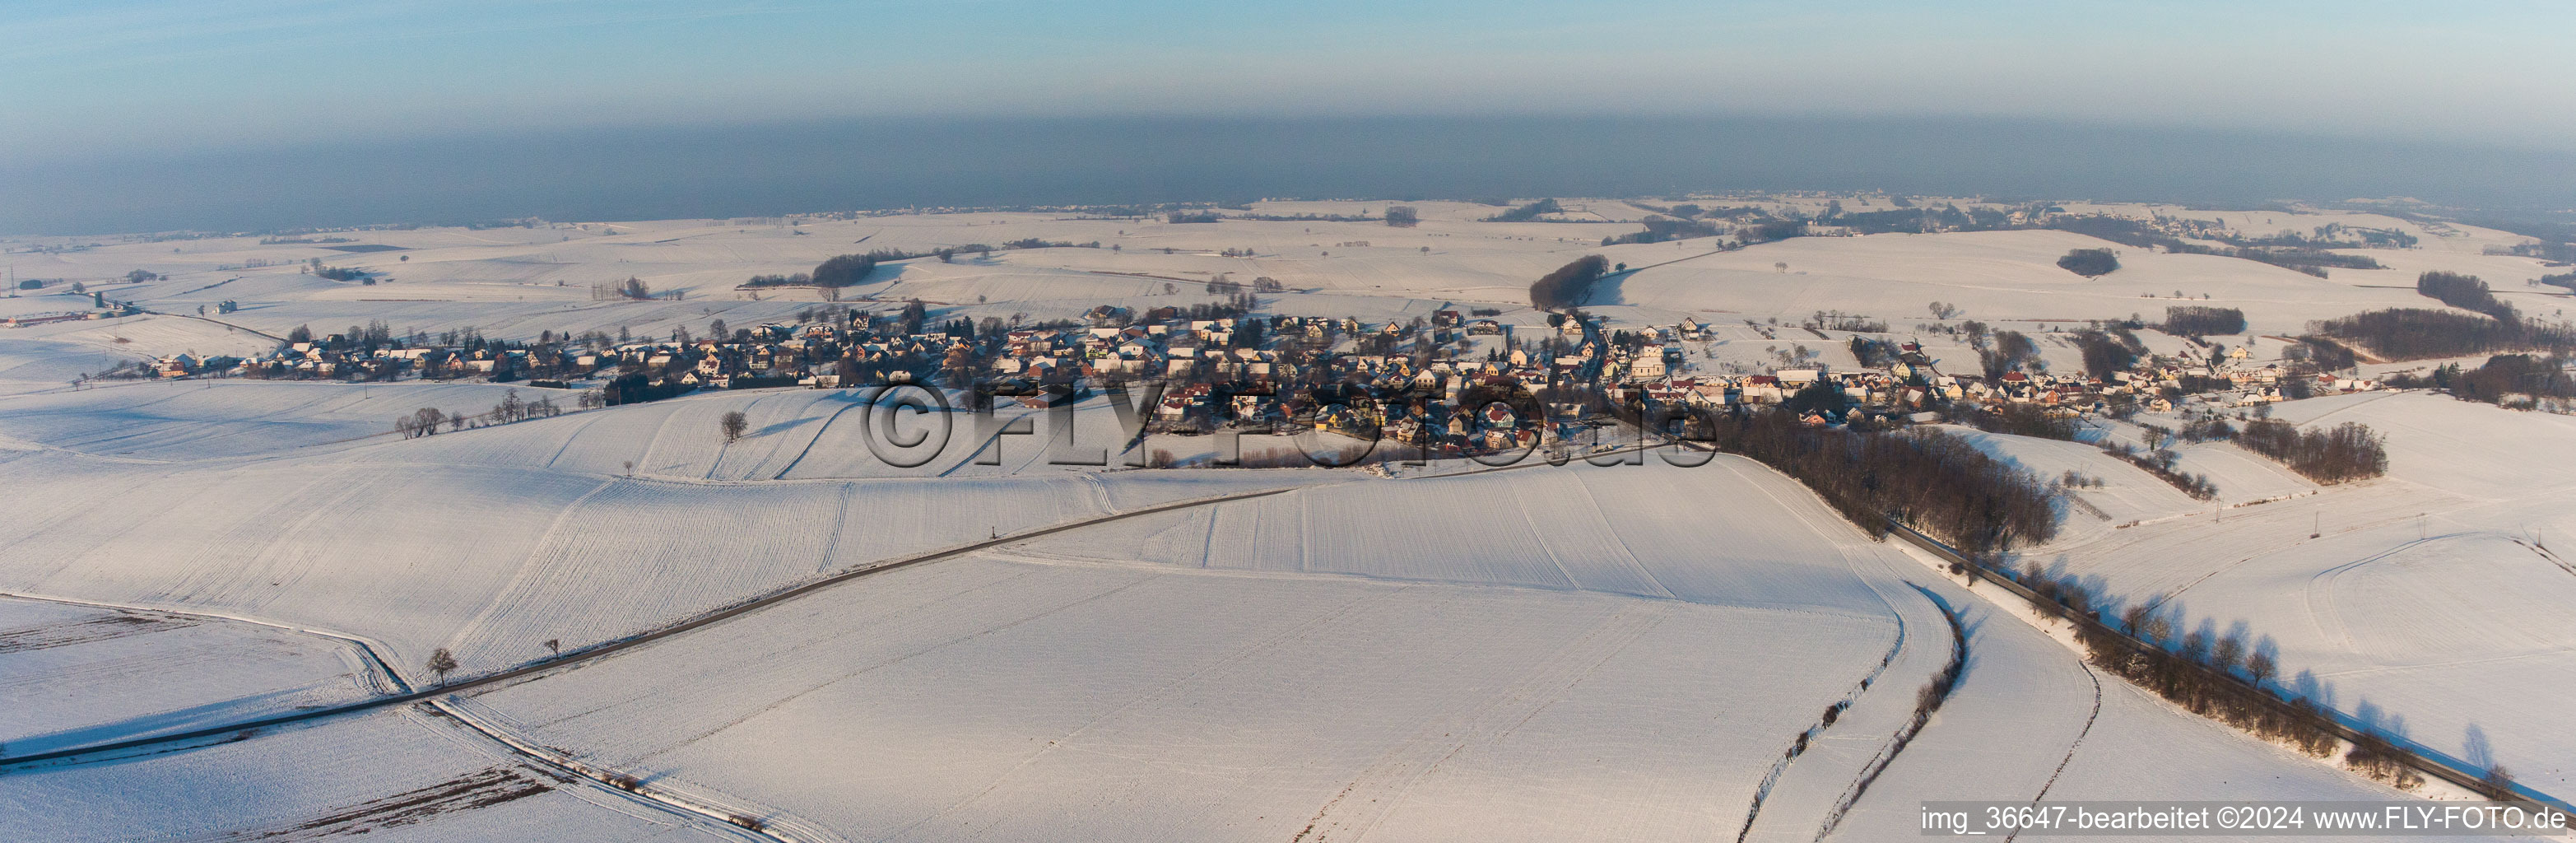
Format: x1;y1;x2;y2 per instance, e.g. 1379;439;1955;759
2006;564;2505;797
393;389;566;439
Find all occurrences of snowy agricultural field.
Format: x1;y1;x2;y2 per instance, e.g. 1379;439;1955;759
19;198;2562;349
7;197;2568;841
0;314;276;396
0;594;388;757
437;460;2476;842
2019;392;2576;795
0;386;1350;690
457;554;1899;843
0;705;759;842
0;379;554;459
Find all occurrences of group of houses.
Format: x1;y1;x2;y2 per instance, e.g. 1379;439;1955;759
160;296;2384;449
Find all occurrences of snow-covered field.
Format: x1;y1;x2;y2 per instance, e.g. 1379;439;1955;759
0;594;385;757
2028;393;2576;795
3;199;2563;840
0;705;756;841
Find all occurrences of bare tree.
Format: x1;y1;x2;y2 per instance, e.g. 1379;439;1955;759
2244;650;2276;686
396;407;446;438
721;410;749;443
2482;765;2516;799
427;648;458;685
2211;632;2246;675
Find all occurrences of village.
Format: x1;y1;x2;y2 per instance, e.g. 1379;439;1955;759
91;296;2384;451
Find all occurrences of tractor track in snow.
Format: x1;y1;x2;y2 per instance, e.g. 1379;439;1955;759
2005;664;2103;843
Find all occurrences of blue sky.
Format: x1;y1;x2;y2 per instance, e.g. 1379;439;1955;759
6;1;2571;165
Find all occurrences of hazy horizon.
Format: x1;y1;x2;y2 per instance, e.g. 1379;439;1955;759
8;113;2576;236
12;2;2575;236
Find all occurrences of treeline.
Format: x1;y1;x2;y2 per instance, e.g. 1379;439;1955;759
392;389;567;439
2409;354;2576;408
1000;237;1100;250
1481;198;1562;222
1959;402;2077;441
603;372;695;406
1736;219;1806;244
2099;437;2218;500
1994;545;2486;794
2311;307;2574;361
2236;249;2381;276
2215;222;2418;250
745;251;896;288
2236;419;2387;484
600;276;680;300
2061;603;2348;772
2047;214;2191;251
2539;272;2576;292
1705;411;2059;552
1227;212;1376;222
1601;215;1722;245
2163;305;2246;336
1527;255;1609;310
2416;271;2517;322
